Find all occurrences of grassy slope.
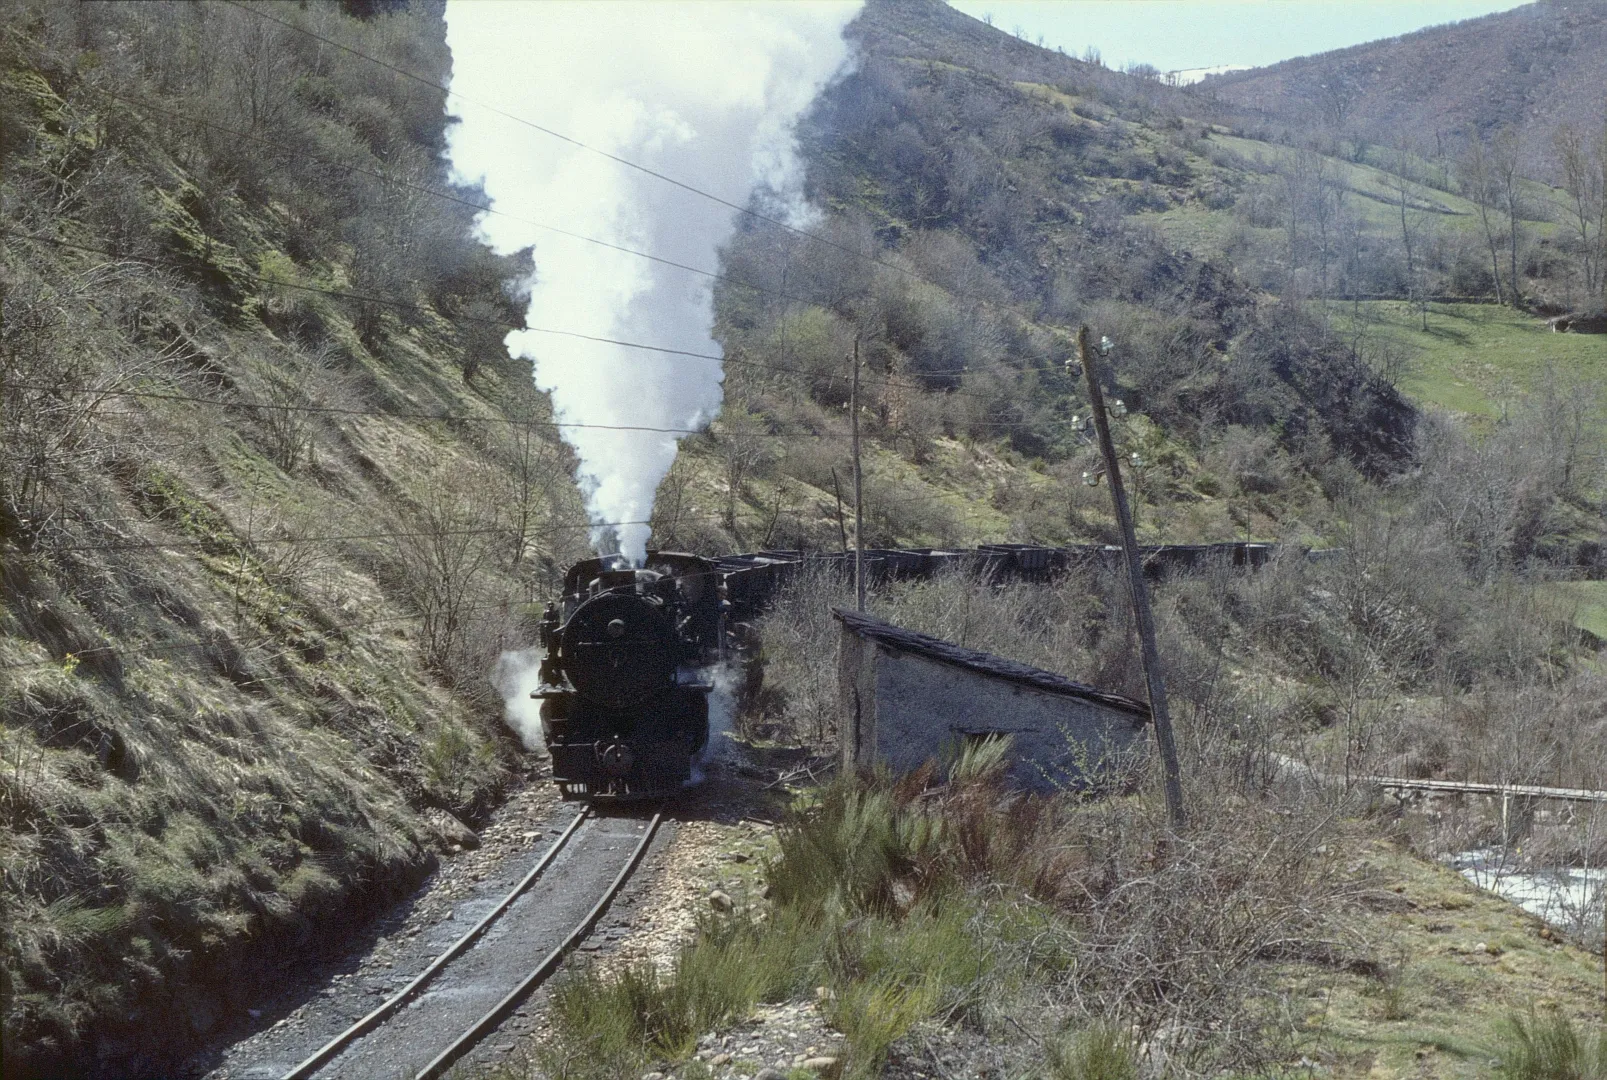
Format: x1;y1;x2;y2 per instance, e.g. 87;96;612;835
1330;302;1606;418
1290;840;1606;1076
1548;581;1607;641
0;10;590;1070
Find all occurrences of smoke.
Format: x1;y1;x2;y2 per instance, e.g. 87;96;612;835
443;2;861;563
686;661;742;787
492;648;548;754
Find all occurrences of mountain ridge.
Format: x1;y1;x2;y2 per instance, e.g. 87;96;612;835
1200;1;1607;161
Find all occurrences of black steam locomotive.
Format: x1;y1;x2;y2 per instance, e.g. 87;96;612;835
532;552;724;800
531;541;1283;800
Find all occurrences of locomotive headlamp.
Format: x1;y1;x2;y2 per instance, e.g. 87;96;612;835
606;618;627;639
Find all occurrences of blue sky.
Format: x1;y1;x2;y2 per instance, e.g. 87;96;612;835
946;1;1532;73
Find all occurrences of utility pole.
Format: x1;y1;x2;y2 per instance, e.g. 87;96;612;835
1075;325;1186;830
830;467;849;552
850;337;866;613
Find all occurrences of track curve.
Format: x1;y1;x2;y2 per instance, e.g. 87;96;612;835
270;807;660;1080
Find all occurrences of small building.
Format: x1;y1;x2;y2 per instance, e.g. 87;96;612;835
835;608;1151;792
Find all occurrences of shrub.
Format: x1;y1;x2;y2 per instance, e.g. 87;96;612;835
1494;1011;1607;1080
1046;1025;1138;1080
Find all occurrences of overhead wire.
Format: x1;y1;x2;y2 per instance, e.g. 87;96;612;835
80;81;1064;384
80;84;835;315
222;0;1098;379
221;0;1014;311
6;229;1086;424
5;229;1053;406
0;376;1081;435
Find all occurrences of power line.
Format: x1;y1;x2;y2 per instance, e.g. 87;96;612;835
224;0;1057;328
82;84;834;314
24;515;660;558
4;379;718;437
0;596;532;674
2;377;1078;436
223;3;939;291
82;82;1052;384
4;229;1030;403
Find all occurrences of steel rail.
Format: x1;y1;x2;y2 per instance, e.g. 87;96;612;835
414;809;665;1080
281;806;593;1080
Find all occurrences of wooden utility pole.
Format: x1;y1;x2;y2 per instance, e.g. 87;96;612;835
1075;325;1186;830
850;337;866;613
830;468;849;551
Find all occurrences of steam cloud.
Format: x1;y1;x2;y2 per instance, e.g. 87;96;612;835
444;1;860;563
492;647;548;754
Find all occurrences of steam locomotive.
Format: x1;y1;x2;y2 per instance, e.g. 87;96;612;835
531;541;1282;800
532;553;724;800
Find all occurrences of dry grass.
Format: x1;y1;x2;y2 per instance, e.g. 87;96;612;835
535;741;1353;1078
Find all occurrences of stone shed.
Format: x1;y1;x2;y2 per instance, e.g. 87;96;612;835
835;608;1151;792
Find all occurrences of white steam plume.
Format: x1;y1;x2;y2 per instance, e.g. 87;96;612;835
444;2;860;563
492;648;548;754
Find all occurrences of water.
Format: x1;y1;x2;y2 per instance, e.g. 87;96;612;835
1451;849;1607;939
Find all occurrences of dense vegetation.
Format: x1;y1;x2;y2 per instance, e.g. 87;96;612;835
1;3;584;1073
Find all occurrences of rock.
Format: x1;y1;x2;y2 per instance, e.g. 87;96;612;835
642;1073;665;1080
708;889;734;912
803;1056;841;1074
710;1052;732;1065
425;808;481;851
755;1070;787;1080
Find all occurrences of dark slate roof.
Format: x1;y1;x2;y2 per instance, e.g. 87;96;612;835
833;608;1151;721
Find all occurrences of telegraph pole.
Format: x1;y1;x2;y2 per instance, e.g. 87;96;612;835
850;337;866;613
1075;325;1186;830
830;468;849;552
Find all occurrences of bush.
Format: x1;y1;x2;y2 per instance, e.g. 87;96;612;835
1495;1012;1607;1080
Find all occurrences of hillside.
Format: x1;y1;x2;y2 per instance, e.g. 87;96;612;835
1202;1;1607;159
1;3;590;1073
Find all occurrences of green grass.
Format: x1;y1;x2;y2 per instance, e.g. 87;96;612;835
1546;581;1607;641
1330;302;1606;416
1494;1012;1607;1080
1278;841;1607;1079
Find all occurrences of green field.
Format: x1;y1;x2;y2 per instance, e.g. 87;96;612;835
1547;580;1607;640
1332;302;1606;416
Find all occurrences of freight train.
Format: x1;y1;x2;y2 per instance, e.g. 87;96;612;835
531;542;1279;800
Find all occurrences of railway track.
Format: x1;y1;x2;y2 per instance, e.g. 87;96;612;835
267;805;662;1080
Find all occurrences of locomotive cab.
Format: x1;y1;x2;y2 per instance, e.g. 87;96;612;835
534;554;718;799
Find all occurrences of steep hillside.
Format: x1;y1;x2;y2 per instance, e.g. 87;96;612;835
1203;1;1607;156
658;0;1417;561
0;3;589;1074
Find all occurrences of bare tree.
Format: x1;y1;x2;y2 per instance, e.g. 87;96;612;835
393;463;502;681
1458;129;1507;304
711;398;768;542
1386;141;1428;329
0;258;162;544
1553;111;1607;311
1492;125;1527;307
501;420;565;568
1554;125;1602;304
211;4;297;136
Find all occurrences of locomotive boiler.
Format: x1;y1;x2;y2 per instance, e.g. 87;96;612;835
532;553;722;800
